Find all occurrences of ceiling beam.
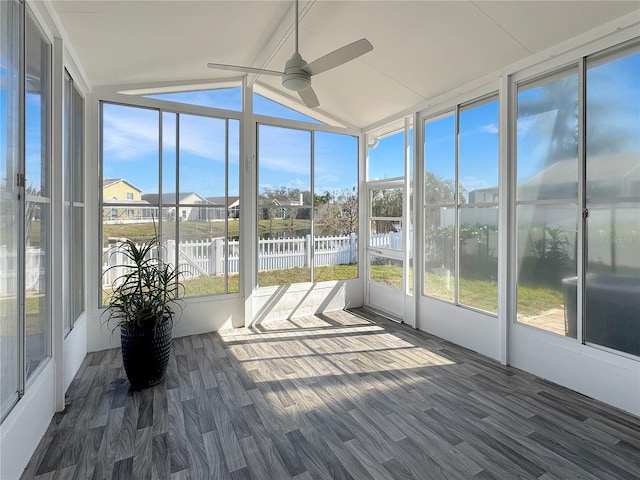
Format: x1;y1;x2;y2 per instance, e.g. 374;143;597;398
247;0;316;88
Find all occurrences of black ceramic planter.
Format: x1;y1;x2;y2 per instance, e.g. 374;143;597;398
120;315;173;389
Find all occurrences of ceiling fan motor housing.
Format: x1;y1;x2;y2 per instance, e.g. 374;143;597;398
282;52;311;91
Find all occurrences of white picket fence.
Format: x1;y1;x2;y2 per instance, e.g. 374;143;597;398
0;245;45;295
102;233;359;286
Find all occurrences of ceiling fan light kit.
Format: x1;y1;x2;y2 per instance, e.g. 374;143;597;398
283;52;311;91
207;0;373;108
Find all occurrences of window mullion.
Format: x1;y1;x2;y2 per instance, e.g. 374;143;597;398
454;105;460;306
577;57;586;345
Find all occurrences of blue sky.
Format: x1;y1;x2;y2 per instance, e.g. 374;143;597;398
423;99;499;195
4;51;638;199
103;90;355;200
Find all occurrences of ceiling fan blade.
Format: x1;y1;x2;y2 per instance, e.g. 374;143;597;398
299;86;320;108
303;38;373;76
207;62;283;76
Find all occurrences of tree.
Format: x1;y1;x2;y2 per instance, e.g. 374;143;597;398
317;187;358;236
518;75;579;167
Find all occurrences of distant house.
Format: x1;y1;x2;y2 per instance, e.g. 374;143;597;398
259;194;304;219
102;179;150;221
468;187;498;204
206;196;240;220
142;192;209;221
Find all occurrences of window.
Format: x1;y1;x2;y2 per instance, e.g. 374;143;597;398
63;71;84;334
515;68;579;336
424;97;499;314
145;87;242;112
126;192;133;200
1;0;21;420
1;1;51;420
257;124;358;286
253;93;323;124
24;5;52;382
101;103;240;301
584;47;639;356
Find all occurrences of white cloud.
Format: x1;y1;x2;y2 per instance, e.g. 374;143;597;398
479;123;499;134
103;107;230;163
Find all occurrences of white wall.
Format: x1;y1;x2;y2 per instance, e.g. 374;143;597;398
251;278;363;325
418;297;501;360
87;296;245;351
63;316;88;392
0;362;55;480
510;325;640;416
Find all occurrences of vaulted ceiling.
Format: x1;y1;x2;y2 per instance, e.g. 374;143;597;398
51;0;640;128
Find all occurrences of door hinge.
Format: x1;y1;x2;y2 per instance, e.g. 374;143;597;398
16;173;26;188
582;208;589;218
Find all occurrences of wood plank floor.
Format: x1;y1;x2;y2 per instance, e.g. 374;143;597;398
22;308;640;479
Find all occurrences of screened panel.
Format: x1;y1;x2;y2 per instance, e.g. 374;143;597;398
517;70;579;201
1;0;21;417
586;51;640;200
146;87;242;112
253;93;322;124
314;131;358;281
369;256;403;290
424;113;456;202
25;202;50;380
458;207;498;314
257;125;312;287
459;99;499;204
584;203;640;355
515;203;578;337
367;129;405;180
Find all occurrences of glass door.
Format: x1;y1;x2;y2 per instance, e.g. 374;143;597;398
366;180;408;321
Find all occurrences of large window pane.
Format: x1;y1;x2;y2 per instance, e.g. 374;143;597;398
459;207;498;314
0;0;21;416
586;51;639;199
517;70;579;201
584;203;640;355
177;114;232;297
516;204;578;337
257;125;311;286
583;49;640;356
314;131;358;281
102;103;239;301
24;9;50;381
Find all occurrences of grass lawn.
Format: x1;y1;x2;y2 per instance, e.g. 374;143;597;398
102;218;316;243
3;264;562;338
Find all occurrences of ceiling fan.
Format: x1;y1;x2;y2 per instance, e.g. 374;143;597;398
207;0;373;108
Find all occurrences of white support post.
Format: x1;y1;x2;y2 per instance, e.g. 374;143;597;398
51;36;65;412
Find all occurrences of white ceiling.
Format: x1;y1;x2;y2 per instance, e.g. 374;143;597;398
51;0;639;128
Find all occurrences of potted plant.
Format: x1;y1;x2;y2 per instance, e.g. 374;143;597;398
102;235;184;389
